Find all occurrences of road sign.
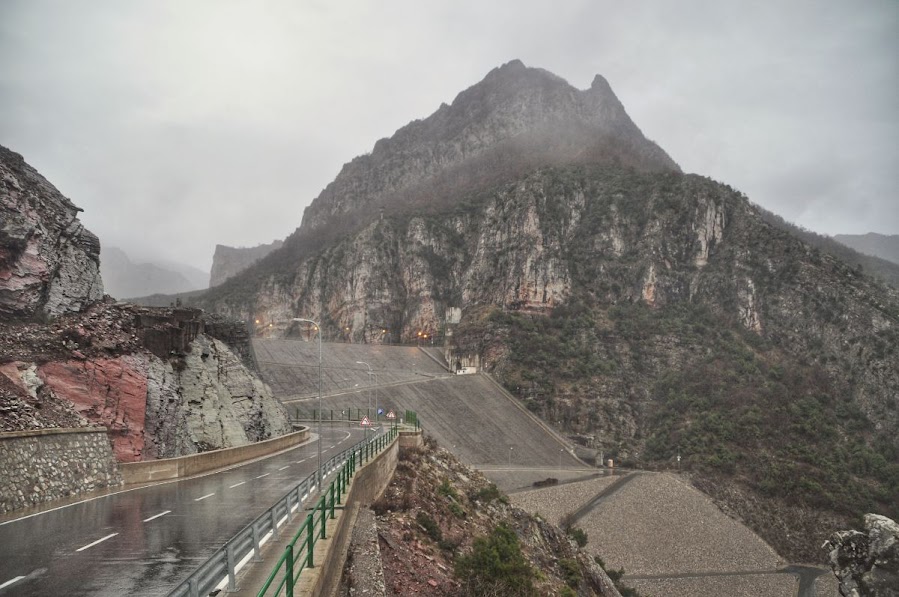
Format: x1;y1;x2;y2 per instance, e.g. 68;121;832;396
386;411;396;420
360;416;372;427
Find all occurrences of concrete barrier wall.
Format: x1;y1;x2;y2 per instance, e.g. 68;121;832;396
307;434;400;597
121;427;309;485
0;428;122;514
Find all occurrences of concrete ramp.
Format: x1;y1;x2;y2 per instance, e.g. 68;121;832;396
253;340;585;473
252;339;448;400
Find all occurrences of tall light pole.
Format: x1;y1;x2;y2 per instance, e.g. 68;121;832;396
356;360;372;438
293;318;322;488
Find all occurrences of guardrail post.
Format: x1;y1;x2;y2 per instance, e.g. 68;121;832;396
226;542;238;592
252;522;263;562
286;543;295;597
271;507;280;540
320;496;327;539
305;513;314;568
329;483;336;519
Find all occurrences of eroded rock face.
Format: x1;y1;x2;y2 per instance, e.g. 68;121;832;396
37;355;149;462
0;145;103;318
165;334;291;454
825;514;899;597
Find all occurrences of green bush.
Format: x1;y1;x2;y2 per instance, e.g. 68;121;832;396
416;511;442;542
454;524;536;596
558;558;581;588
566;526;588;547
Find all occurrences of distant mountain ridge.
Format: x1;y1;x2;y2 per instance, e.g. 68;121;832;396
834;233;899;265
100;246;205;299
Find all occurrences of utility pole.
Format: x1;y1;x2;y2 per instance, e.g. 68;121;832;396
293;318;322;488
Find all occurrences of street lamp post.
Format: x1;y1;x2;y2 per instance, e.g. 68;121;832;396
293;318;322;488
356;361;372;439
509;446;513;467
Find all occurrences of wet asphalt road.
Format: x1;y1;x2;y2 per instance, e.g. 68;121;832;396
0;427;365;596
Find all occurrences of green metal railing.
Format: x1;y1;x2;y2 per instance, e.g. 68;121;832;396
257;424;403;597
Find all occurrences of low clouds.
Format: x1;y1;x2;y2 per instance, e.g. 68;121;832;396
1;0;896;271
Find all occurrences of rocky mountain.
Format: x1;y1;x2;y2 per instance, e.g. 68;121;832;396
189;62;898;562
834;233;899;266
209;240;283;287
100;246;202;299
0;145;103;319
0;147;290;469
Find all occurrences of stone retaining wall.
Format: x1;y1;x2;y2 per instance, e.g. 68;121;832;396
0;428;122;514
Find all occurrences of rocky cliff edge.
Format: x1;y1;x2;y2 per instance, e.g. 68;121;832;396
0;145;103;319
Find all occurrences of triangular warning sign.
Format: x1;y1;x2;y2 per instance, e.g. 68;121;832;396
360;416;372;427
386;411;396;419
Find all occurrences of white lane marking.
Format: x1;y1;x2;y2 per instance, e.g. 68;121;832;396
278;465;290;471
0;577;25;590
0;431;328;527
76;533;118;552
229;481;246;488
143;510;171;523
255;473;269;479
295;459;306;464
194;493;215;502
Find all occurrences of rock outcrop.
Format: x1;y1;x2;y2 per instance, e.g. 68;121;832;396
0;300;291;462
0;145;103;318
209;240;283;287
824;514;899;597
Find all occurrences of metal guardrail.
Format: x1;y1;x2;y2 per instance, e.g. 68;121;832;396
166;422;403;597
256;425;400;597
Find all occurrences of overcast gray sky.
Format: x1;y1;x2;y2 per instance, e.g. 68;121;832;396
1;0;896;273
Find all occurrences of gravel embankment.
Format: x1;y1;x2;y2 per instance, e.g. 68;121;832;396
509;474;621;526
628;573;796;597
814;571;840;597
579;472;784;576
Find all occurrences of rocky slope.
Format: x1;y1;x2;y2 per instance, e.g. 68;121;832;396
341;436;626;596
1;145;103;318
100;246;202;299
188;63;898;562
209;240;283;287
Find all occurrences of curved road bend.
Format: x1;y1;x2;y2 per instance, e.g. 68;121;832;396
0;427;365;597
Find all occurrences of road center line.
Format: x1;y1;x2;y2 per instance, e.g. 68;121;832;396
143;510;171;523
194;493;215;502
255;473;269;479
229;481;246;488
295;459;306;463
278;465;290;471
0;577;25;590
76;533;118;552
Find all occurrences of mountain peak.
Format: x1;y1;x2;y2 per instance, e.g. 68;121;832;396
297;62;679;234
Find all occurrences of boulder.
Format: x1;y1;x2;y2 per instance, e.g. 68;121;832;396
824;513;899;596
